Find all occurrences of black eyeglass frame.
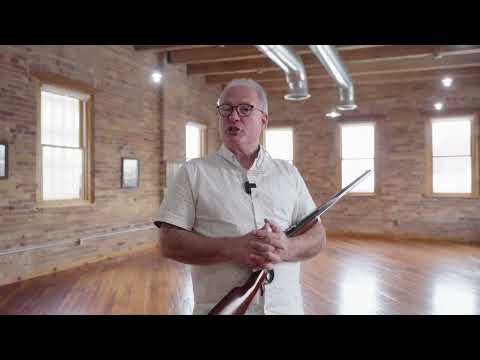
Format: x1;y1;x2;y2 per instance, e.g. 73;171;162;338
217;103;267;118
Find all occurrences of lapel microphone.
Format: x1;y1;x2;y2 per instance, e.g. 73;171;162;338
244;181;257;195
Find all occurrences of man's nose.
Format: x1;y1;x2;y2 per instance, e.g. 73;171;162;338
227;108;241;122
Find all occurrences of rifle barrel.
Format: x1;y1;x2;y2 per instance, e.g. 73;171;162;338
285;170;372;237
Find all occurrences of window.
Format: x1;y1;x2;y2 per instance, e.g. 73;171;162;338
185;122;206;161
428;115;477;195
340;122;375;193
37;77;93;206
265;127;293;163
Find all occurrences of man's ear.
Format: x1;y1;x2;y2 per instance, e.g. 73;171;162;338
262;114;269;129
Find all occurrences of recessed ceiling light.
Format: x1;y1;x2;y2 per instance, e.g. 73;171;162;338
442;77;453;87
434;102;444;111
326;110;342;118
152;71;162;83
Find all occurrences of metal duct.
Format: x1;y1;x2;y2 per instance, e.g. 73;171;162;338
255;45;311;101
309;45;357;111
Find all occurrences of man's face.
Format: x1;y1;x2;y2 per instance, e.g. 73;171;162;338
219;85;268;150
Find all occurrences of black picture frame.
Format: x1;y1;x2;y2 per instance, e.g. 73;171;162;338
121;158;139;189
0;143;8;180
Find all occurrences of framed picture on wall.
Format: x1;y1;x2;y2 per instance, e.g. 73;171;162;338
0;143;8;180
121;158;139;189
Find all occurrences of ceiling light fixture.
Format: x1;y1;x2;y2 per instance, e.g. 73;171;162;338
151;71;162;84
326;110;342;118
442;77;453;88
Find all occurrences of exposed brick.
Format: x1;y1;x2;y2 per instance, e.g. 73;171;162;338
268;80;480;243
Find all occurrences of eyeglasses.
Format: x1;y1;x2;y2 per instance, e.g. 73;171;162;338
217;103;266;118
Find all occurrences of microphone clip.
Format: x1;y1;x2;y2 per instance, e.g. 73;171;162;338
244;181;257;195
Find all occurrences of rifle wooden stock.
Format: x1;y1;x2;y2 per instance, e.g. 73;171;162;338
208;270;268;315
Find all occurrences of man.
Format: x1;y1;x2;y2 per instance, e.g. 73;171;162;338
154;79;326;315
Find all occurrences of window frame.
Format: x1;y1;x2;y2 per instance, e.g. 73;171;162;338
0;142;8;180
185;121;207;161
264;126;295;164
121;157;140;189
425;112;479;197
34;72;95;208
337;119;379;197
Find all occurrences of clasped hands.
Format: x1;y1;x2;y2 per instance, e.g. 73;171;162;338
229;219;290;270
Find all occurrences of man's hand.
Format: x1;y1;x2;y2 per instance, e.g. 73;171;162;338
249;219;290;267
224;228;274;270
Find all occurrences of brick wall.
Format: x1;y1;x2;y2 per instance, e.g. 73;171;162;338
162;59;222;161
0;45;164;285
267;79;480;242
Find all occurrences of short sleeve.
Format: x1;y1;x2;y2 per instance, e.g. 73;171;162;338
291;166;317;225
153;165;195;231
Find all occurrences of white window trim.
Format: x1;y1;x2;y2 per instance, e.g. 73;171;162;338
339;120;377;196
264;126;294;164
426;114;479;197
185;121;207;161
35;74;94;208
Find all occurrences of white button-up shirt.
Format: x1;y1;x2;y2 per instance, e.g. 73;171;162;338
154;144;317;315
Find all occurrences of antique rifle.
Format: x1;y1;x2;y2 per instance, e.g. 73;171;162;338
208;170;372;315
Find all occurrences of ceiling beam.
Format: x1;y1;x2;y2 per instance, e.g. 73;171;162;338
264;76;480;93
133;45;215;52
170;45;272;64
260;67;480;91
437;45;480;56
205;53;480;84
168;45;387;64
133;44;382;55
188;46;480;76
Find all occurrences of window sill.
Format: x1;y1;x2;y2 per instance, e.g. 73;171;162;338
37;200;95;209
345;192;377;197
422;194;480;199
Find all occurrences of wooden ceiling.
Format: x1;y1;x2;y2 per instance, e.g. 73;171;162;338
134;45;480;93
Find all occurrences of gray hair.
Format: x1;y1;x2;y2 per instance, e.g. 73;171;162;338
218;79;269;114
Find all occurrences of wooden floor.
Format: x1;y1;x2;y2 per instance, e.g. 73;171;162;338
1;237;479;315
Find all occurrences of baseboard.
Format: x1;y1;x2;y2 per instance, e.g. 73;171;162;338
0;227;159;287
326;230;472;244
1;242;158;287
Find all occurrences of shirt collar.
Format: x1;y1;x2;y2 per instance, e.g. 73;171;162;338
218;144;268;171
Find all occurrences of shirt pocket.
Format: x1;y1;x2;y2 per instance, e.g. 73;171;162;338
260;191;295;230
195;190;251;236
